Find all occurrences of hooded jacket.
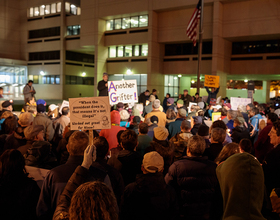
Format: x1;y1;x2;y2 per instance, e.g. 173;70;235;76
216;153;266;220
231;126;250;144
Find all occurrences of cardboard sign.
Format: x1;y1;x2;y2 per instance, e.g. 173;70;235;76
212;112;221;122
204;75;220;88
59;100;69;114
69;97;111;130
230;97;252;110
108;80;138;105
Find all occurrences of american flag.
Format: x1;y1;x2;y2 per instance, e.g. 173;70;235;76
186;0;201;46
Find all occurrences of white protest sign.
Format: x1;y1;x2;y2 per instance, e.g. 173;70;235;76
108;80;138;105
69;97;111;130
188;102;197;113
230;97;252;110
59;100;69;114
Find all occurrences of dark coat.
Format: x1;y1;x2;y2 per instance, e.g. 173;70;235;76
206;87;220;105
231;126;250;144
97;79;108;96
182;94;192;107
191;123;201;135
4;125;27;152
203;142;224;161
165;156;222;220
139;92;149;106
121;173;178;220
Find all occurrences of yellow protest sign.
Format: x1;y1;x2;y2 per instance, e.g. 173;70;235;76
204;75;220;88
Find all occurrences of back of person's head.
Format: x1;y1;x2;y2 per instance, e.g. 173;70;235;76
211;120;227;131
142;151;164;173
139;122;148;134
133;116;141;124
150;115;158;124
221;107;228;117
0;149;27;184
27;105;37;114
120;130;138;151
110;110;121;124
0;111;13;120
67;131;89;155
166;109;176;120
117;130;125;145
251;107;259;115
215;143;240;164
149;95;156;102
181;120;191;132
227;110;237;120
196;109;204;116
93;136;109;159
237;105;246;113
152;99;160;109
18;112;34;127
187;135;206;156
211;127;226;143
62;107;70;116
2;116;17;134
239;138;252;153
268;112;278;123
198;124;209;137
69;181;118;220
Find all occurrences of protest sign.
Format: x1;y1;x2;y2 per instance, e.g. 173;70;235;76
108;80;138;105
69;96;111;130
212;112;221;122
59;100;69;114
204;75;220;88
188;102;197;113
230;97;252;110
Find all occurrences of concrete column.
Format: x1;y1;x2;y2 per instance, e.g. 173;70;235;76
264;80;271;103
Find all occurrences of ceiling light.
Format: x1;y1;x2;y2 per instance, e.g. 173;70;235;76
244;79;248;82
178;74;182;78
126;69;132;75
82;72;86;77
40;71;45;75
191;80;195;83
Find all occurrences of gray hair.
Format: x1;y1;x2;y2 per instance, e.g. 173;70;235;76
237;105;246;113
187;136;206;156
152;99;161;109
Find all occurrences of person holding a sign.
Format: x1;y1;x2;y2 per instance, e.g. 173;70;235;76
205;86;220;105
98;73;109;96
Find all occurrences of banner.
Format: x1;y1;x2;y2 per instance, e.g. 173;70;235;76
69;96;111;130
230;97;252;110
204;75;220;88
108;80;138;105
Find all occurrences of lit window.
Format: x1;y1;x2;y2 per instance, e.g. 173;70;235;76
141;44;148;56
45;5;50;14
70;4;77;15
34;7;39;16
51;3;56;13
40;5;45;16
139;15;148;27
125;46;132;57
122;17;130;29
67;26;73;35
29;8;34;17
117;46;124;57
130;16;139;28
114;19;122;30
109;46;116;58
106;20;114;31
134;45;140;56
57;2;61;12
77;7;81;15
65;2;70;13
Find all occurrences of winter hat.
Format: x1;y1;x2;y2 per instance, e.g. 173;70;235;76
142;151;164;173
223;103;232;109
192;116;202;124
154;126;169;140
178;108;187;118
167;98;174;105
198;124;209;136
177;100;184;105
37;104;46;113
111;110;121;124
116;102;124;110
36;99;46;106
119;110;130;121
19;112;34;127
2;100;13;108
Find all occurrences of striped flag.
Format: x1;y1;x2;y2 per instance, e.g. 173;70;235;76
186;0;201;46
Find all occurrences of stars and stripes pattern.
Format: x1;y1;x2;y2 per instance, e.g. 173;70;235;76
186;0;201;46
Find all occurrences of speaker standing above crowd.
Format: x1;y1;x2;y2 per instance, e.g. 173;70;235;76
1;86;280;220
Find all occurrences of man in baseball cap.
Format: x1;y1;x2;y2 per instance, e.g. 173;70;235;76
0;100;13;118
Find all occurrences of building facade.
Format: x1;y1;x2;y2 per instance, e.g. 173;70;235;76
0;0;279;103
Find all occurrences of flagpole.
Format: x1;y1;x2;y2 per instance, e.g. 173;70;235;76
196;0;204;94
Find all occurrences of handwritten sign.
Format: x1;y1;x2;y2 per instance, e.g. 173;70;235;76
212;112;221;122
230;97;252;110
204;75;220;88
69;97;111;130
59;100;69;114
108;80;138;105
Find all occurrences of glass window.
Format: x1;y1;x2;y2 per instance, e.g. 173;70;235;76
33;75;39;84
125;46;132;57
45;5;50;14
70;4;77;15
122;17;130;29
114;19;122;30
77;7;81;15
134;45;140;56
141;44;148;56
72;25;80;35
55;75;60;84
29;8;34;17
130;16;139;28
106;20;114;31
65;2;70;13
34;7;39;16
51;3;56;13
50;76;55;84
40;5;45;16
57;2;61;12
67;26;73;35
109;46;116;58
117;46;124;57
139;15;148;27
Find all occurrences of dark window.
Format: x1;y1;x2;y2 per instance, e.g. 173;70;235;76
65;75;94;85
232;40;280;54
29;27;60;39
67;25;80;36
66;51;94;63
29;51;60;61
165;42;212;56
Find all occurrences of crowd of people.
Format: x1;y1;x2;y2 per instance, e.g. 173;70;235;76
1;86;280;220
